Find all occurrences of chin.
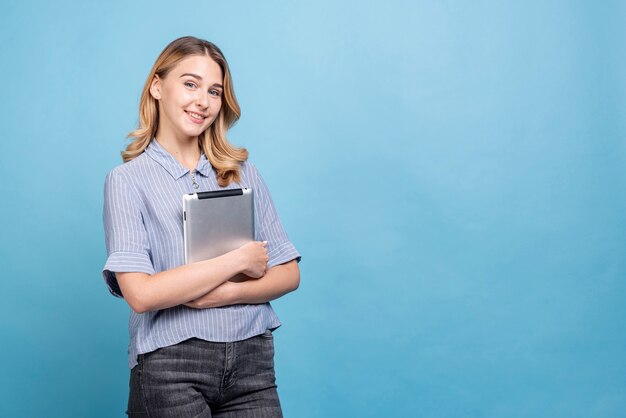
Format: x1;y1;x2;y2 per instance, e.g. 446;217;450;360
182;126;208;138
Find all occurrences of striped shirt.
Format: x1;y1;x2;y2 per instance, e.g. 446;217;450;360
102;139;301;368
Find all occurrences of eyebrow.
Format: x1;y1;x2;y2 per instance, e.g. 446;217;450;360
180;73;223;88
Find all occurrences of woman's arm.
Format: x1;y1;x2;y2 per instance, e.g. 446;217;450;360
184;259;300;309
116;241;269;313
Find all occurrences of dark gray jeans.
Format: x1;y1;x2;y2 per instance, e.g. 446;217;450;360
127;330;283;418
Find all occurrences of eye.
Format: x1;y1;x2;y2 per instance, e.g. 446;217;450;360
185;81;197;89
209;89;222;97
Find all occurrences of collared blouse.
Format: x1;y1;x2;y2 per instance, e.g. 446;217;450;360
103;139;301;368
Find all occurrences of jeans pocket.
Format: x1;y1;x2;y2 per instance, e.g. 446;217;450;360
127;364;149;417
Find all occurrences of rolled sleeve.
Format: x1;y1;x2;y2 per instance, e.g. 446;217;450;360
102;169;154;298
267;240;301;268
250;163;302;268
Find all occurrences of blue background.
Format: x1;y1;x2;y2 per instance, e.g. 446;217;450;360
1;1;625;417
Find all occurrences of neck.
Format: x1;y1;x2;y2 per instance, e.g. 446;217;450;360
155;134;201;171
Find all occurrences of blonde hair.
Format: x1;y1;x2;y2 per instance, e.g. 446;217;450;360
124;36;247;187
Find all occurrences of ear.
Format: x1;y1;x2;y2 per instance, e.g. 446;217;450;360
149;75;161;100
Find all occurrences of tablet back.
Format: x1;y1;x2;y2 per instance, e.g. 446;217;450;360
183;188;254;264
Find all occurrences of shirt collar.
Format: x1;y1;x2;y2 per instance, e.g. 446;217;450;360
145;139;211;179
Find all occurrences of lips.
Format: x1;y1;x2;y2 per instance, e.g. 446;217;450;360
186;110;207;124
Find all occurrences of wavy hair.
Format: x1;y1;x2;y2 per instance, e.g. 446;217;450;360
124;36;247;186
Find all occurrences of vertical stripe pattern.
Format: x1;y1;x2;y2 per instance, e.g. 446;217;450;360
102;140;301;368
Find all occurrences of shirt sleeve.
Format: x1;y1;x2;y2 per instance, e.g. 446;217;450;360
250;164;302;268
102;169;155;298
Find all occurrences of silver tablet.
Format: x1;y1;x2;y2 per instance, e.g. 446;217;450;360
183;188;254;264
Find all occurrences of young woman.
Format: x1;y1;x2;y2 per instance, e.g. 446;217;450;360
102;36;301;418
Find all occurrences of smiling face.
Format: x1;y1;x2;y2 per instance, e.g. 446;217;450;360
150;54;224;143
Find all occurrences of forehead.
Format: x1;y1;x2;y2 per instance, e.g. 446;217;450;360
170;55;223;82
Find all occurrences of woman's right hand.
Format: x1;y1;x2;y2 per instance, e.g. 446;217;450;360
236;241;269;278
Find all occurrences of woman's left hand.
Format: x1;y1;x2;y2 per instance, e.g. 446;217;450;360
184;280;240;309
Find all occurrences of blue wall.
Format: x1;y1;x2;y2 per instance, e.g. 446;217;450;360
1;1;625;417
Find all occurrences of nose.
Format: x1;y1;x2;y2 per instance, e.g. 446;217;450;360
196;90;209;109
